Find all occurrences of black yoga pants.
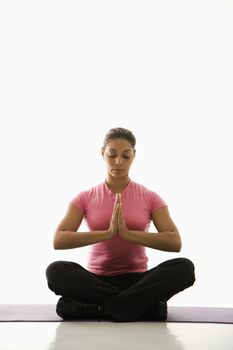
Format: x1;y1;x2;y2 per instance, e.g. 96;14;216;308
46;257;195;322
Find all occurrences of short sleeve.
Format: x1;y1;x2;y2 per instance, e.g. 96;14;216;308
150;191;167;213
70;191;87;214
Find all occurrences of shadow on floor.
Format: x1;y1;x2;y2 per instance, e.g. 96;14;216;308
47;321;184;350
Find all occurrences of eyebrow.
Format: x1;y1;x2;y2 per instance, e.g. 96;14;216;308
108;148;133;153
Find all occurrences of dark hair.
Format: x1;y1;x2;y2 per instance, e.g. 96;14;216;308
102;127;136;150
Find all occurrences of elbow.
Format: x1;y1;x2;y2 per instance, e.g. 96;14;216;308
53;239;60;250
53;233;63;250
175;239;182;252
53;243;59;250
172;231;182;252
175;246;182;253
53;238;65;250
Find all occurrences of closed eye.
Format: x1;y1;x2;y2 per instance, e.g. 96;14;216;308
108;155;130;159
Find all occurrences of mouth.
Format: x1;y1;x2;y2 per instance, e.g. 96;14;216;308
112;169;125;172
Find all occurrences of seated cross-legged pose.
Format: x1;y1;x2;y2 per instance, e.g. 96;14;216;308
46;127;195;322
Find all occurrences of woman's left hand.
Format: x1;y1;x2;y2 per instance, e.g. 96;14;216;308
117;194;130;239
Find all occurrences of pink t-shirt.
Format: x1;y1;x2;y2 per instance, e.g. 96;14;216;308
71;180;167;276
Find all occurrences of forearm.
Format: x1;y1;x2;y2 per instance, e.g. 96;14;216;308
125;230;182;252
53;230;110;249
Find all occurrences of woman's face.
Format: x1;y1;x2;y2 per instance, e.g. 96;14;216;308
102;138;135;179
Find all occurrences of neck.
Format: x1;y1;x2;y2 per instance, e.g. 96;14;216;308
105;175;130;193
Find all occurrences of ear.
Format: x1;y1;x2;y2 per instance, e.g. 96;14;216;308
133;149;136;158
101;147;105;158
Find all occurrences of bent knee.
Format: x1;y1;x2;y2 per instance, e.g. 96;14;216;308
46;261;65;282
179;258;195;285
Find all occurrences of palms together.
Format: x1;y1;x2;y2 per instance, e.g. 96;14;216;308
108;193;129;239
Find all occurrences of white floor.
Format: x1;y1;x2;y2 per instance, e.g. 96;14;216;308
0;322;233;350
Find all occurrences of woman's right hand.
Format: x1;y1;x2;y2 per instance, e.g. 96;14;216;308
107;193;120;239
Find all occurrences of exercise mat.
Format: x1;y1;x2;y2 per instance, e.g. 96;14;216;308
0;305;232;324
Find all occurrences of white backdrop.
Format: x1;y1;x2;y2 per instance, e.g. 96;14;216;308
0;1;232;307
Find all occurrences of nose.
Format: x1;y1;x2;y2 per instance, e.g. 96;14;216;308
115;157;122;165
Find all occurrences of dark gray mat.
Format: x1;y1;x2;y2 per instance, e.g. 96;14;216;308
0;305;233;323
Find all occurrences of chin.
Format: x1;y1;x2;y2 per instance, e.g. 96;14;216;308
111;172;126;178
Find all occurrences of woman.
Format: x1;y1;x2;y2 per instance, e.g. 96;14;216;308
46;127;195;322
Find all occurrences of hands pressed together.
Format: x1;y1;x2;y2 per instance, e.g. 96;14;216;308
107;193;130;240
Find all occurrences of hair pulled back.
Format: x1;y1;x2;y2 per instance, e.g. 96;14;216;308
102;127;136;150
